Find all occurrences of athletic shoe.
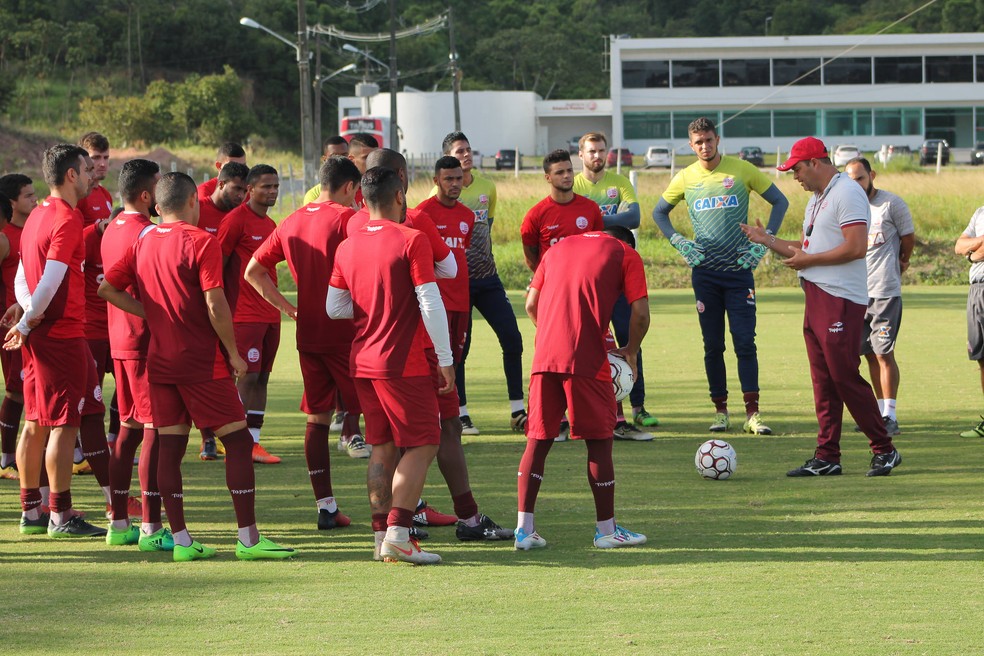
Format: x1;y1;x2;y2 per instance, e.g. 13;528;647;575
709;413;730;432
866;449;902;477
317;508;352;530
173;540;216;562
105;495;143;520
510;409;529;432
959;416;984;438
786;457;842;477
200;438;219;461
346;434;371;459
409;525;429;541
460;415;479;436
0;463;18;480
19;512;50;535
139;527;175;552
236;535;296;560
373;530;385;561
106;523;140;546
251;443;281;464
633;408;660;427
743;412;773;435
514;527;547;550
47;515;108;538
593;525;647;549
455;513;514;541
72;459;92;475
330;411;345;433
554;420;570;442
380;538;441;565
413;501;457;527
883;416;901;436
613;421;654;441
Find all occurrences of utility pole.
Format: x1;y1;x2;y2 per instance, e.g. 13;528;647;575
297;0;317;190
313;33;322;157
449;5;461;130
388;0;399;151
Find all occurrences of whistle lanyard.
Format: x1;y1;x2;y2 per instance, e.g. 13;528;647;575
805;174;841;238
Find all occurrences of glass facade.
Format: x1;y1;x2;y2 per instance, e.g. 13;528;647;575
925;56;974;83
773;110;821;137
873;108;922;136
825;109;873;136
624;112;672;140
875;57;923;83
671;60;720;87
722;59;770;86
773;59;822;86
622;61;669;88
721;111;771;137
823;57;872;85
673;111;720;139
925;107;973;145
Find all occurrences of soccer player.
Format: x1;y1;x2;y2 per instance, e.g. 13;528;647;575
328;166;451;564
198;162;249;237
6;144;107;538
742;137;901;477
302;136;350;204
0;173;36;479
245;156;361;530
954;197;984;437
516;226;650;550
78;132;113;227
198;142;247;203
101;158;169;549
653;117;788;435
437;132;526;436
845;157;915;436
100;171;295;561
217;164;282;464
574;131;656;440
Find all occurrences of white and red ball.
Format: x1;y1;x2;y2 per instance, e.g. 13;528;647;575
608;352;634;402
695;439;737;480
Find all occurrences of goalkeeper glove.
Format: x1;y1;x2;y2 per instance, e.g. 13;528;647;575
670;233;706;268
737;242;768;270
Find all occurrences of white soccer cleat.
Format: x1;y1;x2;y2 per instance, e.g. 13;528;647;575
593;525;647;549
514;527;547;551
346;434;371;459
380;538;441;565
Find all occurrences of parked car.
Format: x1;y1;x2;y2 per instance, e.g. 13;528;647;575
832;144;862;167
919;139;950;166
567;136;581;154
876;144;913;165
645;146;672;168
970;143;984;165
494;149;517;170
738;146;765;167
607;147;633;168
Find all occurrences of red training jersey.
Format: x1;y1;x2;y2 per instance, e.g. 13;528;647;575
82;223;109;340
20;197;86;339
330;220;436;379
197;178;218;203
520;194;604;267
217;203;279;324
1;223;22;309
104;221;230;384
415;197;473;312
101;211;154;359
197;194;229;236
79;184;113;227
529;232;647;380
347;207;451;264
253;200;356;353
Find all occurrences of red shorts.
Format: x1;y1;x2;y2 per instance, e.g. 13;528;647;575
425;349;459;420
234;322;281;374
448;310;469;364
149;377;245;430
86;338;113;383
114;358;153;424
526;372;616;441
298;349;360;416
0;346;24;394
355;376;440;448
23;334;104;426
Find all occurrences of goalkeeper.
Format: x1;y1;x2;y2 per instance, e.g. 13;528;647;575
652;117;788;435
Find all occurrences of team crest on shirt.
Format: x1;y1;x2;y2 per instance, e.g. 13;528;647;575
459;221;469;235
746;288;756;305
248;348;260;363
696;300;705;313
479;194;489;204
606;187;618;199
93;385;102;402
576;216;588;229
723;177;735;189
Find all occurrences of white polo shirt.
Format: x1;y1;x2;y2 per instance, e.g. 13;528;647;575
799;172;871;305
962;206;984;284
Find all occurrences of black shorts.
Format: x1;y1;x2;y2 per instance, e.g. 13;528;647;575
967;283;984;360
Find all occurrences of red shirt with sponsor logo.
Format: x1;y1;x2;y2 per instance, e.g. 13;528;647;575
197;194;228;236
217;203;279;324
79;184;113;227
82;223;109;340
20;197;86;339
253;200;356;353
104;221;230;383
520;194;604;267
1;223;22;308
197;178;218;203
101;211;154;359
414;197;473;312
347;207;451;264
330;220;435;379
529;232;647;381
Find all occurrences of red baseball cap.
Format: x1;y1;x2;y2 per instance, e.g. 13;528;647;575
776;137;828;171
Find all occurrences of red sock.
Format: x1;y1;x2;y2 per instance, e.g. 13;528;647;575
452;490;478;521
220;427;256;528
386;506;414;529
304;422;333;500
712;396;728;414
371;513;388;532
586;439;615;521
20;487;41;513
49;490;72;514
157;434;189;534
0;397;23;456
138;428;161;524
79;414;111;488
109;426;142;521
517;438;553;512
743;392;760;416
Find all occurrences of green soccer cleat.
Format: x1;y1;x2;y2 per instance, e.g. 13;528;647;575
106;523;140;546
633;408;660;428
743;412;773;435
709;412;731;432
19;512;50;535
139;527;175;552
173;540;216;562
236;535;296;561
959;416;984;438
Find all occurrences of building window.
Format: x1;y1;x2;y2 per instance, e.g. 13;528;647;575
825;109;873;137
672;60;720;87
721;59;770;86
925;56;974;83
823;57;872;85
721;111;771;137
773;110;820;137
622;61;670;88
925;107;973;147
874;56;923;83
772;59;821;86
624;112;672;140
874;108;922;135
979;57;984;83
673;111;721;139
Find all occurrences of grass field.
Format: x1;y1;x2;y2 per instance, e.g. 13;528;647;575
1;287;981;655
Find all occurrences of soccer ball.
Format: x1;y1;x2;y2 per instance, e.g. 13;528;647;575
608;352;633;402
694;439;737;480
